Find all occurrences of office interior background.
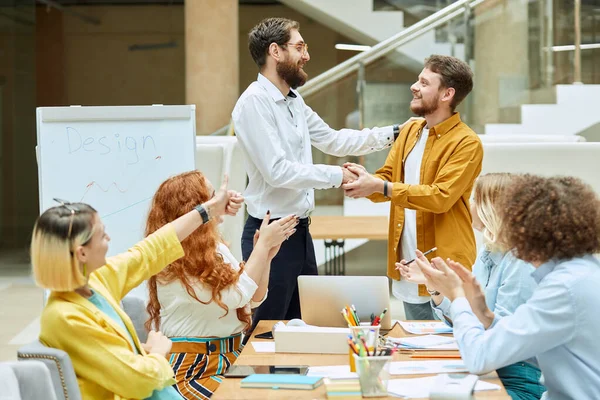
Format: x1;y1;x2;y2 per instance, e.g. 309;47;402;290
1;0;599;360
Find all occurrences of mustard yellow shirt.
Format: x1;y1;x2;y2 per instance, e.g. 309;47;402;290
40;224;185;400
367;113;483;296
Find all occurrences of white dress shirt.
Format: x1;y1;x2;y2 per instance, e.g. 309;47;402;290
157;243;266;338
232;73;395;218
450;255;600;400
393;127;429;304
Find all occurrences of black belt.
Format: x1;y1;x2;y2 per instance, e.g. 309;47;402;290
248;215;311;227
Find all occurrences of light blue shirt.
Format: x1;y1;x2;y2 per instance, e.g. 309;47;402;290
432;249;537;323
451;255;600;400
88;291;182;400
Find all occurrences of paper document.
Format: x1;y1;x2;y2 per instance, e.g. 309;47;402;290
307;365;358;379
398;321;453;335
388;377;501;398
387;335;458;350
251;342;276;353
389;360;467;375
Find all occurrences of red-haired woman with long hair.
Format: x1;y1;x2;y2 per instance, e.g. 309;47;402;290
145;171;297;400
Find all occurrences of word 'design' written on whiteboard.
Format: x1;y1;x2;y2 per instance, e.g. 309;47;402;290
36;105;196;256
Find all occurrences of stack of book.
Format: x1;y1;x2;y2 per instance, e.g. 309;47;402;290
323;376;362;399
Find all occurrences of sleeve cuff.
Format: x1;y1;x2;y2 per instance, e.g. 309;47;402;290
450;297;472;320
331;166;344;188
432;296;452;315
238;271;259;304
489;314;502;329
250;289;268;308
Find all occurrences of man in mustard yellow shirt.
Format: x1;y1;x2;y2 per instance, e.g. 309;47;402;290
343;55;483;320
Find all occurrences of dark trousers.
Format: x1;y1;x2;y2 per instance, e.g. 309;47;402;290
241;215;317;333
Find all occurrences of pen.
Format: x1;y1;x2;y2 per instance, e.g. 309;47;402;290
402;247;438;266
341;309;353;326
351;304;361;324
347;306;359;326
377;308;388;325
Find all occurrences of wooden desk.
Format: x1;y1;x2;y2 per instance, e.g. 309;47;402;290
310;216;388;240
310;216;388;275
212;321;510;399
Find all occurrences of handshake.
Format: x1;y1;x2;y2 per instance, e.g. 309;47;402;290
340;162;385;199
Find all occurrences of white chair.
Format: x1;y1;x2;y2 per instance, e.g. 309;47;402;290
480;142;600;194
195;136;247;261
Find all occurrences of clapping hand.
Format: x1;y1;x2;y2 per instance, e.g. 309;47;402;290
414;256;465;301
446;260;495;328
253;212;298;260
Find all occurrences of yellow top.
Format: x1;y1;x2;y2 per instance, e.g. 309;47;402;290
367;113;483;296
40;224;185;400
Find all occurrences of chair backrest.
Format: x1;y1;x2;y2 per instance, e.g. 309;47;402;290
121;294;149;343
17;340;81;400
5;360;58;400
195;136;247;261
0;362;21;400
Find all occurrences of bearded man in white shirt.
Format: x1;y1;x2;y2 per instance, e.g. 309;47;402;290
232;17;407;332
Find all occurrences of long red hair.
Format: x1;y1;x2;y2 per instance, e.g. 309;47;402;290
144;171;251;332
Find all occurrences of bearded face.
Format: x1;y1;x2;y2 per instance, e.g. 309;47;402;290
410;90;440;116
276;56;308;89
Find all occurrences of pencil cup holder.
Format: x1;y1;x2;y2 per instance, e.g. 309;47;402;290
349;325;380;353
353;355;391;397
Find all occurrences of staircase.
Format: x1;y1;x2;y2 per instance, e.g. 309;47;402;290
485;85;600;136
279;0;464;71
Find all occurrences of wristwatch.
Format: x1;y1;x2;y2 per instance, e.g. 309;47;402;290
427;287;441;296
194;204;211;224
393;124;400;141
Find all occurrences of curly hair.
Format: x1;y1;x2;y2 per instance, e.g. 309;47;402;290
144;171;251;332
498;174;600;264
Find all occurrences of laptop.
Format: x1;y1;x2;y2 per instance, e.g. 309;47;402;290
298;275;392;329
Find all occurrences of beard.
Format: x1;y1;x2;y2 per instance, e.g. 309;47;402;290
276;58;308;89
410;93;439;116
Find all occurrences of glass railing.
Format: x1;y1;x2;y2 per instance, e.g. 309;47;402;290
300;0;600;206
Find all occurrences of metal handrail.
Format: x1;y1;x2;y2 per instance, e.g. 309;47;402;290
209;0;490;136
299;0;486;98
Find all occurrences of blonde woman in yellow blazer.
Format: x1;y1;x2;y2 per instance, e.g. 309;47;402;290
33;177;246;399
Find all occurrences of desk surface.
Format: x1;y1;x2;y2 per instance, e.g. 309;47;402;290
310;216;388;240
212;320;510;399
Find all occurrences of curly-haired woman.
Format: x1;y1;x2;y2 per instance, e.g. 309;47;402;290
145;171;297;399
399;173;545;400
416;175;600;400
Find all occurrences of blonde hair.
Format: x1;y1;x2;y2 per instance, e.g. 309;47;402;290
31;203;97;291
473;173;522;252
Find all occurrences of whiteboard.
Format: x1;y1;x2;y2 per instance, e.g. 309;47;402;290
36;105;196;256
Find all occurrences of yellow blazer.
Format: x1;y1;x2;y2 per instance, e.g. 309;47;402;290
40;224;184;399
367;113;483;296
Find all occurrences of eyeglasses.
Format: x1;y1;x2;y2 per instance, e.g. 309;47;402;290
53;198;79;240
283;41;309;55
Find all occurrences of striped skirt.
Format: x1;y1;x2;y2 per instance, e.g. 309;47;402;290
168;333;242;400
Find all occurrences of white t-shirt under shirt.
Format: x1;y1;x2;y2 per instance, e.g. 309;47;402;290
157;243;267;338
392;127;431;304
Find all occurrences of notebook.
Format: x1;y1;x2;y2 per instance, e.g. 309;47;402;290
240;374;324;390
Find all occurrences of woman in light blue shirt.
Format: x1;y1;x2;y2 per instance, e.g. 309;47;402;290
398;173;545;400
416;175;600;400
